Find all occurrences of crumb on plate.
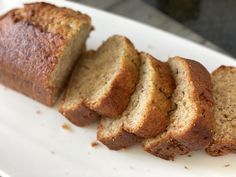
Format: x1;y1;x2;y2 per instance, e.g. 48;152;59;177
36;110;42;114
91;141;99;147
62;123;72;131
129;166;134;170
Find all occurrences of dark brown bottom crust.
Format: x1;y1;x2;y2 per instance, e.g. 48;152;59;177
143;136;190;160
59;103;99;127
0;68;54;106
97;129;141;150
205;141;236;156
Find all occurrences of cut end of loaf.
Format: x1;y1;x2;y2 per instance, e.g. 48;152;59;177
50;22;92;104
206;66;236;156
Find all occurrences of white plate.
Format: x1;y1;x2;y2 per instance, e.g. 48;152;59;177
0;0;236;177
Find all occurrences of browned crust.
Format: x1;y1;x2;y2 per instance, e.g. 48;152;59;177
173;57;214;150
92;65;138;117
0;67;53;105
97;123;141;150
129;104;168;138
212;65;236;76
59;102;99;127
206;140;236;156
91;37;140;117
0;2;92;106
97;52;173;149
124;53;175;138
143;133;190;160
0;15;65;106
13;2;92;37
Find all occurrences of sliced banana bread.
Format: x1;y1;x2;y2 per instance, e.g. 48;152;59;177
0;2;92;106
143;56;214;160
59;35;140;126
206;66;236;156
123;52;175;138
97;52;175;150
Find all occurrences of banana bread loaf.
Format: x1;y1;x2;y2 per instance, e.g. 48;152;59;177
0;2;92;106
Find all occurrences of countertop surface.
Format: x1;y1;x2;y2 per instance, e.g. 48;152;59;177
72;0;229;57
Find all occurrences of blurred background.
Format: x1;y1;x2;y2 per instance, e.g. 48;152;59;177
72;0;236;58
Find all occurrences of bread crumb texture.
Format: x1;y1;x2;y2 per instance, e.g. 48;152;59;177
206;66;236;156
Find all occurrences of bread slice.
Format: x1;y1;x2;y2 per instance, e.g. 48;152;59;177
59;35;140;126
97;52;175;150
123;53;175;138
143;56;214;160
206;66;236;156
0;2;92;106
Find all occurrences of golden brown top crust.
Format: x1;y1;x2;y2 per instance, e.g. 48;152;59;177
12;2;92;39
0;14;65;88
212;65;236;76
147;55;175;99
185;58;214;108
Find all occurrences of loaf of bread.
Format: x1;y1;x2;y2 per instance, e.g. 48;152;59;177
0;2;92;106
59;35;140;126
2;2;236;162
97;52;175;150
143;57;214;160
206;66;236;156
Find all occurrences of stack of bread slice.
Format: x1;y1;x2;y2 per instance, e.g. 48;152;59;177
143;57;214;160
97;55;214;160
59;35;140;126
59;33;236;160
59;34;220;160
97;52;175;150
